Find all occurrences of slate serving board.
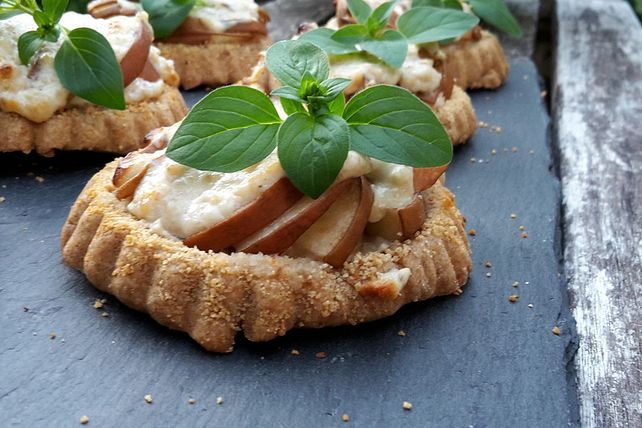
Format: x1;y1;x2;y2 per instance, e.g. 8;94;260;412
0;57;579;427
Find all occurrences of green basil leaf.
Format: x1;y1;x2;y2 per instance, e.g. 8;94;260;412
328;93;346;115
281;98;307;116
343;85;452;167
367;0;398;33
66;0;91;13
320;77;352;100
398;6;479;44
266;40;330;89
271;86;306;103
18;31;44;65
412;0;462;9
277;113;350;199
331;24;369;45
141;0;195;39
54;28;125;110
299;28;359;55
469;0;522;37
43;0;69;24
361;30;407;68
167;86;281;172
346;0;372;25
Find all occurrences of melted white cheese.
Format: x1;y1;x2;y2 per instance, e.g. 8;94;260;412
0;12;172;122
126;125;415;239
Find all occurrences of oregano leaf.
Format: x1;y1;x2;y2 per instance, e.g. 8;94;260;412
43;0;69;24
398;6;479;44
346;0;372;25
299;28;359;55
367;0;399;34
361;29;407;68
266;40;330;89
469;0;522;37
331;24;369;45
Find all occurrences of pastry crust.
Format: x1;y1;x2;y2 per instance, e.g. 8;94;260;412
1;85;188;156
61;162;472;352
443;30;509;90
157;35;271;90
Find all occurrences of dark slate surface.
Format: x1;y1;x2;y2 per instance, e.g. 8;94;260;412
0;59;578;427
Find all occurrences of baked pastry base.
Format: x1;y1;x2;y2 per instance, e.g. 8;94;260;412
443;30;510;90
61;162;472;353
157;35;271;90
435;86;477;146
1;85;188;157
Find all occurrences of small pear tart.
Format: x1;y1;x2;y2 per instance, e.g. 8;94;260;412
0;12;187;156
89;0;272;89
61;126;472;352
335;0;510;90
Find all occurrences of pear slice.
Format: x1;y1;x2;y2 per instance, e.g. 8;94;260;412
413;164;449;192
286;177;374;268
120;20;154;87
235;178;355;255
366;194;426;241
183;178;303;252
112;151;164;200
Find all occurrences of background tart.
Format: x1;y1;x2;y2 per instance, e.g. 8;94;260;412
89;0;272;89
61;161;472;353
0;12;187;155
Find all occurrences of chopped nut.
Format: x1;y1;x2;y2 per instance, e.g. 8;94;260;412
540;90;548;98
512;281;520;288
188;398;196;405
521;232;529;239
216;396;224;405
93;299;104;309
508;295;519;303
35;176;45;183
79;415;89;425
342;414;350;422
403;401;413;411
519;225;526;231
552;326;561;336
291;349;300;356
510;213;517;219
511;147;518;153
315;351;327;359
101;311;110;318
397;330;406;337
468;229;477;236
491;149;497;155
144;394;153;404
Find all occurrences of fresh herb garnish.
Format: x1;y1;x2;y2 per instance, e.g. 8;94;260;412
413;0;522;37
1;0;126;109
300;0;478;68
140;0;195;39
167;40;452;199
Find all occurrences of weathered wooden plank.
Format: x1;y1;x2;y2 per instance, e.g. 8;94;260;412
554;0;642;426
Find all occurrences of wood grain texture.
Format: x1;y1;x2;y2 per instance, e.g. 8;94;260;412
554;0;642;426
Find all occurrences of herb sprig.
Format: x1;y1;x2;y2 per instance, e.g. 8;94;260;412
1;0;126;109
300;0;478;69
167;40;452;199
412;0;522;37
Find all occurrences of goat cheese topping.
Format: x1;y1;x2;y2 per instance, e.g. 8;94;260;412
0;12;174;122
126;126;416;239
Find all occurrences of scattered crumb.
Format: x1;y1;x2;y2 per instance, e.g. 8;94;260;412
521;232;529;239
540;90;548;98
508;295;519;303
291;349;300;356
510;213;517;219
485;272;492;278
188;398;196;405
93;299;106;309
315;351;327;359
468;229;477;236
453;288;464;296
519;225;526;231
478;121;488;128
342;414;350;422
511;147;518;153
484;261;492;268
523;75;529;80
490;126;502;134
403;401;413;411
529;150;535;155
0;196;5;203
35;176;45;183
525;281;530;285
398;330;407;337
491;149;497;155
216;396;224;405
144;394;153;404
552;326;561;336
50;332;57;340
528;304;534;308
469;157;477;163
79;415;89;425
101;311;110;318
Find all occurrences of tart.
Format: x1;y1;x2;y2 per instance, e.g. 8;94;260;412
88;0;271;89
335;0;509;90
0;12;187;156
61;127;471;352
